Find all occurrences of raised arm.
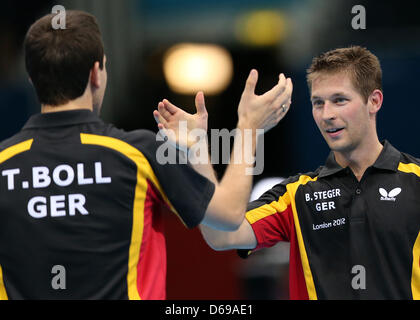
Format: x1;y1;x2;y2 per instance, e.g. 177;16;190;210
154;70;293;232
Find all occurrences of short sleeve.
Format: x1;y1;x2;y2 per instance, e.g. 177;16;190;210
243;181;295;254
125;130;215;229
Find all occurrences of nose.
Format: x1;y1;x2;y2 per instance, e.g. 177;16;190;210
322;101;336;121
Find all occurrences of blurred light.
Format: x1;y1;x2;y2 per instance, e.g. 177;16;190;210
235;10;288;47
163;43;233;95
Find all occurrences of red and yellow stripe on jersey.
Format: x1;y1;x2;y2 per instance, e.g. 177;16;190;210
81;134;177;300
0;139;34;300
245;175;318;300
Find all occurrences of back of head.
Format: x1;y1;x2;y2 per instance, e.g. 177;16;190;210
306;46;382;103
24;10;104;106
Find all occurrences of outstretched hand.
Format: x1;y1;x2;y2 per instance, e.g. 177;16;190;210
153;91;208;150
153;69;293;149
238;69;293;132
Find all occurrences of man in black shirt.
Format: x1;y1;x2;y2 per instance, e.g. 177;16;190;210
0;10;292;299
156;46;420;299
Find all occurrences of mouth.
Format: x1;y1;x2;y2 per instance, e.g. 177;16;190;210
325;127;345;138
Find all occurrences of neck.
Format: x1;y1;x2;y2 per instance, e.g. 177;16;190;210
334;137;383;181
41;95;93;114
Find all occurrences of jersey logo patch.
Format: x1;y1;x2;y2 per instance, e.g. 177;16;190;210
379;187;401;202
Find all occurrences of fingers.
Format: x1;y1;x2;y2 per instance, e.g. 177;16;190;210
273;78;293;110
243;69;258;96
153;108;169;128
195;91;207;116
161;99;179;115
262;73;287;102
270;79;293;124
158;101;174;121
154;109;175;142
158;99;182;124
157;102;170;122
153;110;161;125
275;104;288;119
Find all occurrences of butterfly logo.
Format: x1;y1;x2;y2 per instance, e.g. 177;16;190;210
379;188;402;202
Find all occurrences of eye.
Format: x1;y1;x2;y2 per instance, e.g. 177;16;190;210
333;97;348;104
312;100;324;108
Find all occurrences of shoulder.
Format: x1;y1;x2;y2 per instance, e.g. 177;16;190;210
111;128;164;162
91;126;182;173
0;131;34;154
281;169;321;186
397;151;420;179
87;125;161;154
399;151;420;166
252;168;322;203
92;123;158;145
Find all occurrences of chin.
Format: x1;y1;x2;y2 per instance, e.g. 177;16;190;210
328;140;356;153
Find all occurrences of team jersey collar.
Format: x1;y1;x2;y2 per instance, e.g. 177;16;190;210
319;140;401;178
22;109;102;129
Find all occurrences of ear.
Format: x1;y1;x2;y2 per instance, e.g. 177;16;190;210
368;89;383;115
90;61;101;89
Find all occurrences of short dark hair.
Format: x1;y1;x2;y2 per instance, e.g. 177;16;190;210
24;10;104;106
306;46;382;103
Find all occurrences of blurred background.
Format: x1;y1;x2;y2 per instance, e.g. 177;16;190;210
1;0;420;299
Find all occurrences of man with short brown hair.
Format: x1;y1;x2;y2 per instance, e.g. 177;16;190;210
24;11;106;111
307;46;382;104
157;46;420;299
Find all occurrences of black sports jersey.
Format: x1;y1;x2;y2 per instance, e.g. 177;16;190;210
242;141;420;299
0;110;215;300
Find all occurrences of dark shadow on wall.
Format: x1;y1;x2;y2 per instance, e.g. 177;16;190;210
0;1;52;140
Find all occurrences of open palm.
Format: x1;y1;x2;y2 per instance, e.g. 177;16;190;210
153;92;208;150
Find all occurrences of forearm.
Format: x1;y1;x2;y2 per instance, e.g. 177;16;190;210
199;219;257;251
216;122;258;219
188;136;218;185
199;224;232;251
200;122;259;231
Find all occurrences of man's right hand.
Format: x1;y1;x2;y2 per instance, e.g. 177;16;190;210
153;92;208;151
